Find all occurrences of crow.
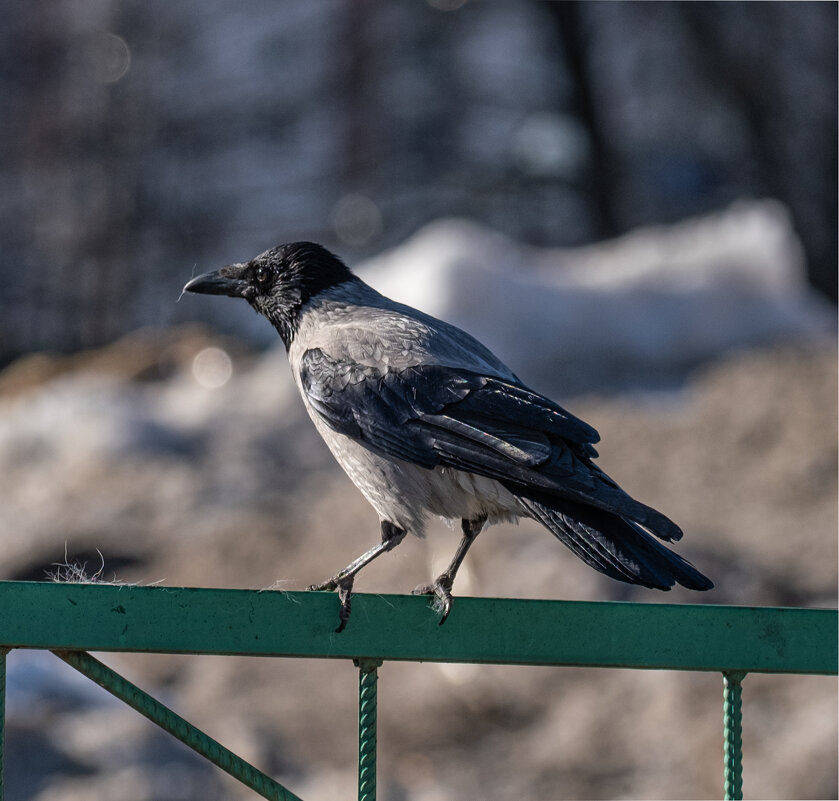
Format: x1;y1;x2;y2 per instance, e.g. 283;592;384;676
184;242;712;630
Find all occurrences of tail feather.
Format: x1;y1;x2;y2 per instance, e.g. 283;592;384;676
518;493;713;592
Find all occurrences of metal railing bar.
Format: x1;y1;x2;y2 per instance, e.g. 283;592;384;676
0;583;834;676
52;650;303;801
723;671;746;801
356;659;382;801
1;648;6;801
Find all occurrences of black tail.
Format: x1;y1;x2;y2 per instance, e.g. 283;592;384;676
517;492;713;591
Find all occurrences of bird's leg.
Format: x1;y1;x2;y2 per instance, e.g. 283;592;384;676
308;520;407;591
413;515;486;624
308;520;407;632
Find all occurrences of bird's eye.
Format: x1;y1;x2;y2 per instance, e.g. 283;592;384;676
254;265;271;284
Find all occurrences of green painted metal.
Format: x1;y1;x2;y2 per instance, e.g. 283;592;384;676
1;648;6;801
52;650;303;801
723;671;746;801
0;582;835;675
356;659;382;801
1;582;837;801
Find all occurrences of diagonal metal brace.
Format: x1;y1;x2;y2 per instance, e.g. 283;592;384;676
52;650;303;801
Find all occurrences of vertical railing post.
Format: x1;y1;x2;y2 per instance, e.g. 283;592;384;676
1;648;7;801
723;671;746;801
356;658;383;801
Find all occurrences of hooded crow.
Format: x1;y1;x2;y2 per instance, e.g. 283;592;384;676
184;242;713;630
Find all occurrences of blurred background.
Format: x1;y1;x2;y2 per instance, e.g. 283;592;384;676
0;2;836;800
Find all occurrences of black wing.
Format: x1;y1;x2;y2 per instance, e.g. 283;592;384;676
299;348;682;542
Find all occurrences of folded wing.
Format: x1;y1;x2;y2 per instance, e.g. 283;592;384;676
299;348;683;543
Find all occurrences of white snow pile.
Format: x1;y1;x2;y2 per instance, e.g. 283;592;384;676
360;199;833;393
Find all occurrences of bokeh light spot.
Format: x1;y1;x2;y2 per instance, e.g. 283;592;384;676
89;33;131;84
191;347;233;389
331;193;383;247
427;0;468;10
511;112;590;178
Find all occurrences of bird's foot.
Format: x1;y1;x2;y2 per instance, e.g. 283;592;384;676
335;578;353;633
412;574;454;625
307;575;354;633
307;577;338;592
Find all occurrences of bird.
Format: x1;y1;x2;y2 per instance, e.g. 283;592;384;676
184;241;713;630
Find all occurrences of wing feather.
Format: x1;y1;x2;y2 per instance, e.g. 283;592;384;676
298;347;681;541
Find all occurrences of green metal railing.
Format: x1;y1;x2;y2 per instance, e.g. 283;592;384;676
0;581;836;801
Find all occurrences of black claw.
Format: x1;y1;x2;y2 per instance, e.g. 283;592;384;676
335;578;354;633
307;575;353;631
413;575;454;624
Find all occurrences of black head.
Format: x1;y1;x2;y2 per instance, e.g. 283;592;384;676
183;242;355;347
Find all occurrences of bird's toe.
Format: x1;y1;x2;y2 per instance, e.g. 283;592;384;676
412;575;454;624
307;575;353;631
335;578;354;633
308;577;339;592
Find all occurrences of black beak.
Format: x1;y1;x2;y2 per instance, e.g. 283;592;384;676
183;264;252;299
